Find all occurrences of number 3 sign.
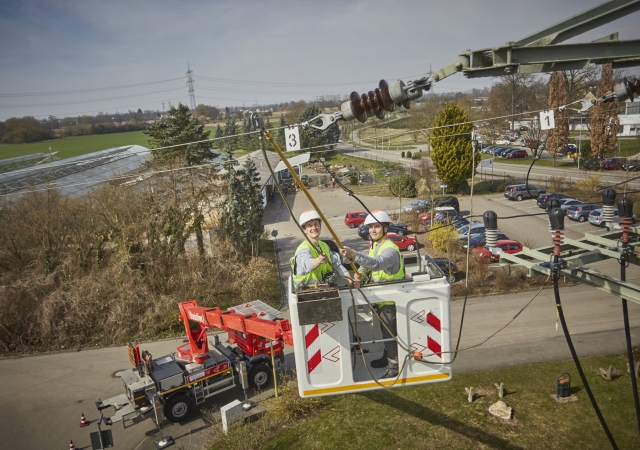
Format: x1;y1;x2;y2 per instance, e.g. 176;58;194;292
540;110;555;130
285;126;301;151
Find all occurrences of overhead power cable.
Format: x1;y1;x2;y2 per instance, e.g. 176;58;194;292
0;77;185;98
0;87;185;109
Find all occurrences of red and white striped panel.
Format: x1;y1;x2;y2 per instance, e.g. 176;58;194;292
304;324;323;374
425;309;442;358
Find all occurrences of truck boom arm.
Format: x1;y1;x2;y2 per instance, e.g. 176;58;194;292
178;300;294;363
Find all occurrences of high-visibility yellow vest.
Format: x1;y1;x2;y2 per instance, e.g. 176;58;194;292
290;241;333;288
368;239;404;282
366;239;404;307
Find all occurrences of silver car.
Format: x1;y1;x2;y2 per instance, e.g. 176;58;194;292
504;184;546;201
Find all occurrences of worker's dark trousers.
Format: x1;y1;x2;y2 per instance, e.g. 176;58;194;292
378;305;398;361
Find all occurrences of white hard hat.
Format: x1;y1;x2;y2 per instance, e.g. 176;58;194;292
364;210;392;227
299;209;322;227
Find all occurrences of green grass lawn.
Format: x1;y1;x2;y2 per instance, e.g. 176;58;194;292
219;352;640;450
0;131;151;161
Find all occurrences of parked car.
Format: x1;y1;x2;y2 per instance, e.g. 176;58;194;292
474;239;523;262
602;158;626;170
537;193;573;209
494;147;510;157
581;157;601;171
402;199;428;213
482;146;495;155
358;222;408;239
344;211;368;228
588;209;615;227
495;138;511;145
432;207;460;224
507;149;528;159
457;222;487;239
429;257;459;283
566;204;600;222
501;148;518;158
504;184;545;201
622;160;640;171
587;209;637;228
558;144;578;155
559;199;585;211
521;139;538;148
368;233;417;251
427;196;460;212
463;232;509;249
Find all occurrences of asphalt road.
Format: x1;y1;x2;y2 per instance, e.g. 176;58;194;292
2;180;640;450
336;144;640;190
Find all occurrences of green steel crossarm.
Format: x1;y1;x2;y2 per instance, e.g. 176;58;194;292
462;40;640;78
430;0;640;83
499;252;640;305
516;0;640;47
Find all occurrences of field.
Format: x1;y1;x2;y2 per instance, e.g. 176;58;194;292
0;130;150;161
210;352;640;450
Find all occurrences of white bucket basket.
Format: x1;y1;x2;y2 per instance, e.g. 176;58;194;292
289;269;452;398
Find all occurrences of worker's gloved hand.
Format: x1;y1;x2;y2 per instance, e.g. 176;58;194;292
312;254;329;268
349;272;362;289
340;246;357;260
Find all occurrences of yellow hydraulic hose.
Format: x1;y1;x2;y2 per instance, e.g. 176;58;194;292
262;130;360;276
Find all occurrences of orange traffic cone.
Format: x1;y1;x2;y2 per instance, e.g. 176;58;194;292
80;413;88;427
69;439;75;450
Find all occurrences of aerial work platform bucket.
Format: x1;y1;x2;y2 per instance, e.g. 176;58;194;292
289;258;452;398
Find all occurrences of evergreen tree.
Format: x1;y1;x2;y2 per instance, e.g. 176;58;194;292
430;103;476;192
144;103;215;166
218;152;264;257
276;114;287;150
223;115;237;151
590;64;620;159
214;124;223;149
241;158;264;256
219;149;248;253
546;72;569;166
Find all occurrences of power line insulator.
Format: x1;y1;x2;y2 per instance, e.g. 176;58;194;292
349;91;367;123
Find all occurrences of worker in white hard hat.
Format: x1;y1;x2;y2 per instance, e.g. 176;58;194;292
290;209;353;290
340;210;404;378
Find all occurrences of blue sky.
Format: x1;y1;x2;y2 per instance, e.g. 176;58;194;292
1;0;639;120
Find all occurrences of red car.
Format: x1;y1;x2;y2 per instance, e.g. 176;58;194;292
473;239;523;262
419;212;433;224
601;158;625;170
369;233;418;251
507;149;528;159
344;211;368;228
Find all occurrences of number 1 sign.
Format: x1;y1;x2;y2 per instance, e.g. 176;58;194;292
540;110;555;130
285;126;301;151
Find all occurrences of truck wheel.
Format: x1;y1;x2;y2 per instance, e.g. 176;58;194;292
248;364;272;389
164;393;193;423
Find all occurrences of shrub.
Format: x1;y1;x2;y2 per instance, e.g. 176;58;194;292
428;223;458;252
411;152;422;160
401;151;406;158
406;151;412;158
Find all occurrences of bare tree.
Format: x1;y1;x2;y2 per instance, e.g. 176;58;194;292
546;72;569;166
561;67;599;103
520;118;546;158
489;74;547;129
407;96;441;151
